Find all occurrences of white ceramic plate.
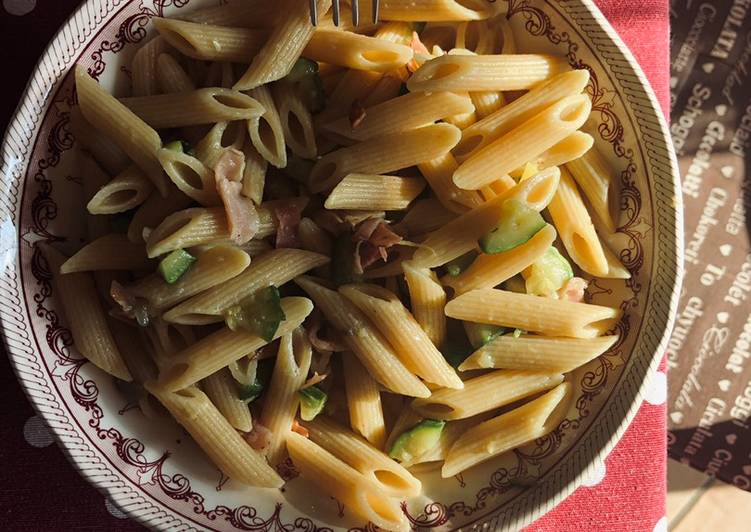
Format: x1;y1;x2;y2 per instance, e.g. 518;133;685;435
0;1;681;530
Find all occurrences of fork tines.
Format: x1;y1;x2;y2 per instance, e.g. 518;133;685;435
309;0;379;26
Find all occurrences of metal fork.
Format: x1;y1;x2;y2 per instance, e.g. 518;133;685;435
309;0;380;26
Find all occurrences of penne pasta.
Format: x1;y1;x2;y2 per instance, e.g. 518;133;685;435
317;69;383;124
453;94;592;189
458;334;619;372
273;81;317;159
303;416;421;497
120;88;265;128
411;369;563;420
75;66;168;196
402;261;447;347
528;131;593;171
202;368;253;433
158;297;313;391
42;245;131;381
86;165;154;215
599;239;632;279
163;248;328;324
411;167;560;267
408;54;569;93
296;276;430;398
155;53;195;94
324;91;473;141
234;0;332;90
309;123;461;192
442;382;570;477
241;143;267;205
454;69;591;160
152;18;267;63
157;148;220;206
342;353;387;449
127;245;250;312
442;224;557;294
445;288;620;338
60;234;152;273
70;106;130;176
80;154;115;241
259;328;312;465
247;85;287;168
341;284;462;389
418;152;484;214
324;174;426;211
547;167;609;276
146;383;283;487
565;146;618;233
146;208;231;258
131;35;168;97
305;29;413;72
286;433;409;532
195;120;247;170
470;90;505;119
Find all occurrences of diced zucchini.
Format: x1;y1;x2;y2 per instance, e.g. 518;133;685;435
164;139;194;155
524;246;573;297
331;233;363;286
478;199;546;254
224;286;286;341
440;338;473;368
158;249;197;284
445;250;477;277
286;58;319;84
299;74;326;113
298;385;328;421
239;380;264;404
512;328;525;338
465;322;506;349
388;419;445;462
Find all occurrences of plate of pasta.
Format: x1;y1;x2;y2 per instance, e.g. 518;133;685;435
0;0;681;530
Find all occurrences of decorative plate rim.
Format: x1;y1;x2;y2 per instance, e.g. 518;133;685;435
0;0;682;530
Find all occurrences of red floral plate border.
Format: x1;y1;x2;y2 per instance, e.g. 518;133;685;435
0;1;682;530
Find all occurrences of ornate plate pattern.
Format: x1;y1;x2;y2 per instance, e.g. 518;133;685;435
0;1;681;530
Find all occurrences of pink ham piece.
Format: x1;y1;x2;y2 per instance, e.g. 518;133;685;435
214;149;259;244
352;218;403;273
245;422;273;451
269;199;307;248
558;277;588;302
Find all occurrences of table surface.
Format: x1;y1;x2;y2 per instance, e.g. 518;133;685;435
0;1;669;530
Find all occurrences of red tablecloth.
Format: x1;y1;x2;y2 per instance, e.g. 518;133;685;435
0;1;668;530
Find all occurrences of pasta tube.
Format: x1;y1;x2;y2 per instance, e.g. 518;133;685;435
453;94;592;189
75;66;168;196
340;284;462;389
120;88;265;128
309;123;461;192
442;382;570;477
408;54;569;92
342;353;387;449
458;334;619;372
324;174;426;211
146;383;282;487
158;297;313;390
445;288;620;338
295;276;430;398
